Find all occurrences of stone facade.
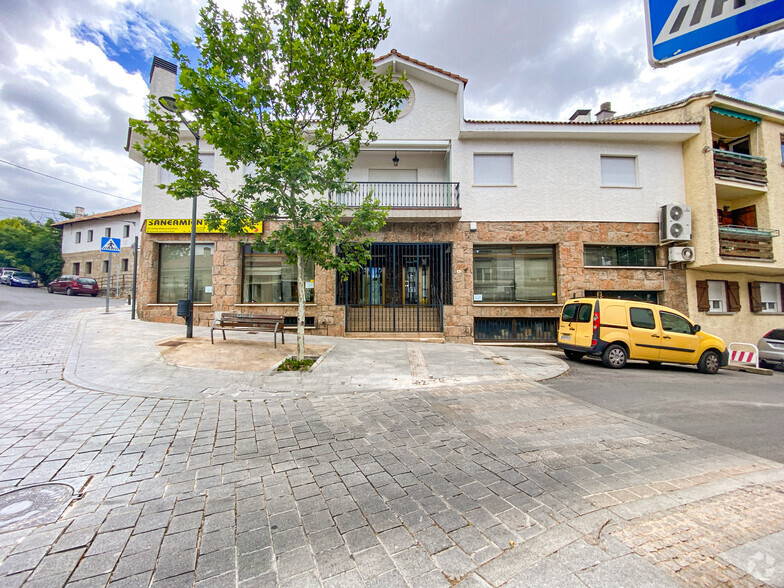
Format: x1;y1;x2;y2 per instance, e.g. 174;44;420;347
137;219;686;344
59;247;137;295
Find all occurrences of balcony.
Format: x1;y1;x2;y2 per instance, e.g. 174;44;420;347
719;225;779;261
713;150;767;199
332;182;461;222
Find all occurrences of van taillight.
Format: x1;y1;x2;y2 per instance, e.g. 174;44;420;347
591;310;600;346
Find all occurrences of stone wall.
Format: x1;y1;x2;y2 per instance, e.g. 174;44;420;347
136;220;687;343
60;249;137;295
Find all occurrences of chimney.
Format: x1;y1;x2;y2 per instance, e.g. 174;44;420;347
74;206;85;218
569;109;592;123
595;101;616;121
149;56;178;107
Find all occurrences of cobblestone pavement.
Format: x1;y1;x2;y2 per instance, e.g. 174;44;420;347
0;309;783;587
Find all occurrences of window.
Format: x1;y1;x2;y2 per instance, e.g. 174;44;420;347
123;225;130;238
584;246;656;267
102;260;109;273
473;154;513;185
72;263;80;275
121;258;129;272
750;281;783;313
85;262;92;274
74;231;81;244
780;134;784;163
584;290;659;304
630;307;655;329
159;166;176;184
562;303;592;323
242;245;314;303
697;280;740;313
104;228;111;237
199;153;215;172
158;243;214;304
660;311;692;334
474;317;557;343
600;155;637;187
473;245;556;303
87;230;93;242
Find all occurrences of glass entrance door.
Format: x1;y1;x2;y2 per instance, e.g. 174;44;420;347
403;257;429;305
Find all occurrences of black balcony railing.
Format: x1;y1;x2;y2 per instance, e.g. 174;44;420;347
331;182;460;208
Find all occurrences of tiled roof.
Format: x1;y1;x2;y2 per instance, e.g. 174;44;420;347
612;90;784;121
374;49;468;85
52;204;141;227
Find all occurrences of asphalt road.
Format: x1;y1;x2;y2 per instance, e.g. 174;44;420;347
0;282;128;311
545;353;784;464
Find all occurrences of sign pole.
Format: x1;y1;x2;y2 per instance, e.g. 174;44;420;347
105;252;111;314
131;236;138;320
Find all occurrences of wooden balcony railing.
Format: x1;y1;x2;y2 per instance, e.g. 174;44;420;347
719;225;778;260
713;149;767;186
331;182;460;208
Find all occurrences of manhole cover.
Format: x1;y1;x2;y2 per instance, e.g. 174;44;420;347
160;340;187;347
0;483;75;532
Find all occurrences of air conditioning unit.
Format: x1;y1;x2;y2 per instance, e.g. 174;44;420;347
669;246;695;263
660;204;692;242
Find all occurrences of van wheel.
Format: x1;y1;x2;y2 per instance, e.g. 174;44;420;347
564;350;584;361
698;350;720;374
602;344;627;369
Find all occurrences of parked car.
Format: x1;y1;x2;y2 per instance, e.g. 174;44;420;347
557;297;728;374
8;272;38;288
47;275;99;297
0;268;21;285
758;329;784;370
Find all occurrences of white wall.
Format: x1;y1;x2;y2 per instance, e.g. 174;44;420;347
453;139;688;222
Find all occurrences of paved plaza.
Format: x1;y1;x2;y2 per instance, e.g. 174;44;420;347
0;308;782;587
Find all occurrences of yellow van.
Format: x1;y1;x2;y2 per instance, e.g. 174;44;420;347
557;298;728;374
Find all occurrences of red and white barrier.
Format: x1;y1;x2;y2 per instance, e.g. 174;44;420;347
727;342;759;369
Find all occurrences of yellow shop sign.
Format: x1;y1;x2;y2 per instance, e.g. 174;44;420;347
145;219;263;234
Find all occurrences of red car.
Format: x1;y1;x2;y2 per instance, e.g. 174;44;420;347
47;275;99;297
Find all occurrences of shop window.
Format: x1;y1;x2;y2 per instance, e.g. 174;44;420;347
584;290;659;304
600;155;637;187
474;317;557;342
158;243;214;303
584;246;656;267
242;245;314;303
749;281;784;313
696;280;740;313
473;154;513;185
473;245;556;303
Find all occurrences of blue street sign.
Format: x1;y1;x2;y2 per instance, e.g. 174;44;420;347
100;237;121;253
646;0;784;67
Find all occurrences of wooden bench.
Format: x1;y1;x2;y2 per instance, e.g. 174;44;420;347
210;313;286;347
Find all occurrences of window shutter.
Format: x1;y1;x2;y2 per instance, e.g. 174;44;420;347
748;281;763;312
696;281;709;311
780;283;784;311
727;281;741;312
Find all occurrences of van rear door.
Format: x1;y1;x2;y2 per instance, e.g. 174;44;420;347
559;302;593;349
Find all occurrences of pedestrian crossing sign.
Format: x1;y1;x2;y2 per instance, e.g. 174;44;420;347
646;0;784;67
100;237;121;253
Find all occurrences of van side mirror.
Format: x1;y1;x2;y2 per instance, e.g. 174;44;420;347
692;324;701;334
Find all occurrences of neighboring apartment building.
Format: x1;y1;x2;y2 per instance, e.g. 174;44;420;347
128;53;700;344
617;93;784;344
52;205;141;294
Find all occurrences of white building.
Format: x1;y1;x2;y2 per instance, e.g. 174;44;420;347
129;52;699;344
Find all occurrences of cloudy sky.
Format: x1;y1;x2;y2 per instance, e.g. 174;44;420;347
2;0;784;222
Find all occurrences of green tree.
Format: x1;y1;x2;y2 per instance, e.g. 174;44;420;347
133;0;408;359
0;217;63;283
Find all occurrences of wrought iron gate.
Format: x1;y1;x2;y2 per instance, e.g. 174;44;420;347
337;243;452;332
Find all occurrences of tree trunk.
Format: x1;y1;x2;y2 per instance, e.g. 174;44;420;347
297;253;306;361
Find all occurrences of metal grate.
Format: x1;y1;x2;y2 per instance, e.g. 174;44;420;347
338;243;452;332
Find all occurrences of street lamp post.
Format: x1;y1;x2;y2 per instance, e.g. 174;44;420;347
159;96;199;338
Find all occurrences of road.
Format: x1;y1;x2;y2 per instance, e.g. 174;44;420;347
545;353;784;464
0;282;127;311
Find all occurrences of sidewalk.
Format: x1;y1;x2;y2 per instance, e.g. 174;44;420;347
0;307;782;587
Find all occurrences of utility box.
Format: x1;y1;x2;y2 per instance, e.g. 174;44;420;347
176;299;192;318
